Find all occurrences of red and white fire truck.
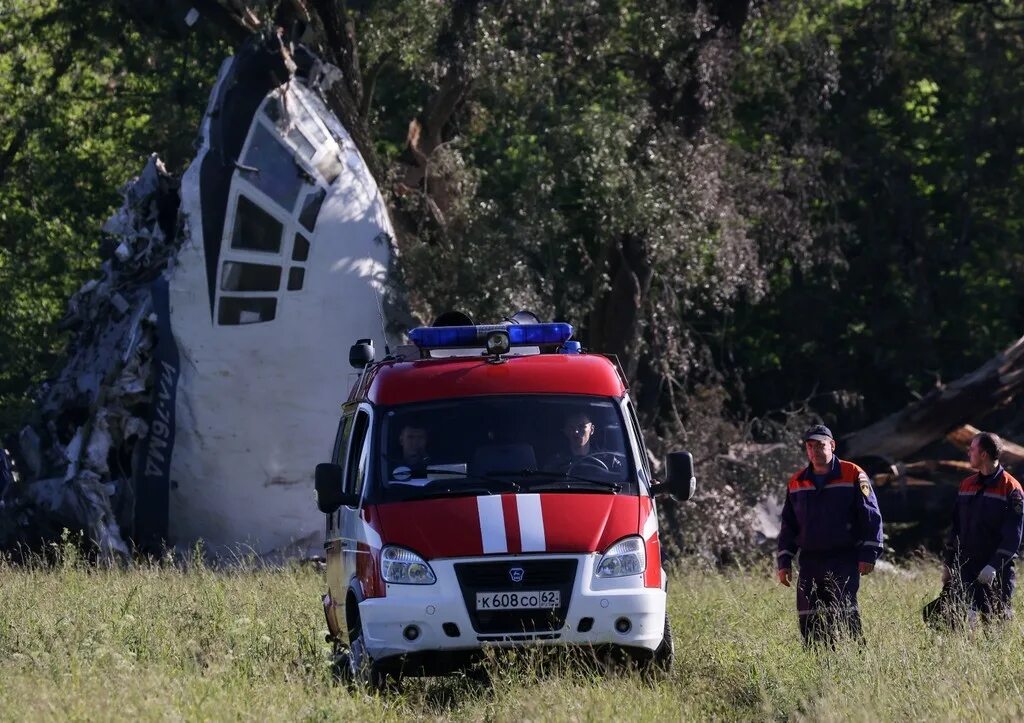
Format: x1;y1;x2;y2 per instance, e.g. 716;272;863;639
314;319;696;685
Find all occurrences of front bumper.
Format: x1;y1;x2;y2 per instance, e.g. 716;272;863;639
358;553;666;665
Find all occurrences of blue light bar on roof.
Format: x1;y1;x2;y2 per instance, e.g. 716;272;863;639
507;323;573;345
408;323;574;349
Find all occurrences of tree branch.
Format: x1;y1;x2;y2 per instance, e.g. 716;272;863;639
359;51;393;122
307;0;362;106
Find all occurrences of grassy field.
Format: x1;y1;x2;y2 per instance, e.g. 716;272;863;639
2;547;1023;721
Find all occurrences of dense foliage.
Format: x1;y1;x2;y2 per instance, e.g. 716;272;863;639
2;1;1023;544
0;0;227;430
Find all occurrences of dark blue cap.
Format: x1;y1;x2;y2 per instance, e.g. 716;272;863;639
803;424;834;442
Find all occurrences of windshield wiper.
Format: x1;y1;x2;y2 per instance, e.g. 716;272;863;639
417;486;502;499
396;467;521;496
485;468;622;493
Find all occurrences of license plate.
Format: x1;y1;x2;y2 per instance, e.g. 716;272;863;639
476;590;560;610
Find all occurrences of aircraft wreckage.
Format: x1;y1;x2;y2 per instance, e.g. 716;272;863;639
0;38;398;557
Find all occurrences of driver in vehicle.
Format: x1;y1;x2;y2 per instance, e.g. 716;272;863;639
563;413;596;458
545;412;619;474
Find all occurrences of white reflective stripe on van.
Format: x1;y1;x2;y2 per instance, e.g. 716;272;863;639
641;506;658;541
477;496;508;553
517;494;546;552
359;518;382;549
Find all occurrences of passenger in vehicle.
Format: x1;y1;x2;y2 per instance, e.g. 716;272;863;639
397;424;430;470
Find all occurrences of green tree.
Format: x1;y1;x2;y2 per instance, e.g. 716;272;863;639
726;0;1024;425
0;0;226;431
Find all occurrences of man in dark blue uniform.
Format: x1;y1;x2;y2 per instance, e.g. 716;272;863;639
777;425;884;644
940;431;1024;624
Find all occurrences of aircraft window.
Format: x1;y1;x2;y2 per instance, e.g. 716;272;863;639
299;189;325;232
292;233;310;261
231;195;283;253
263;94;322;158
299;92;344;144
292;96;330;145
287;267;305;291
218;297;277;325
240;123;303;211
263;95;283;122
287;127;316;159
220;261;282;292
315;153;343;185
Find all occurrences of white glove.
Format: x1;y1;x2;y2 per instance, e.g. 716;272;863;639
977;565;997;586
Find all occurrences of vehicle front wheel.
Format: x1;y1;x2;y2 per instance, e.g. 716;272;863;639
347;623;399;692
329;643;352;684
639;613;674;679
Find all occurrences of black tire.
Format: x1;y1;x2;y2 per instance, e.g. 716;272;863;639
638;613;674;679
330;644;352;684
347;623;401;692
653;613;674;671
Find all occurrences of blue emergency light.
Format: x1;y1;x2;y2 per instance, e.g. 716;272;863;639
408;322;574;349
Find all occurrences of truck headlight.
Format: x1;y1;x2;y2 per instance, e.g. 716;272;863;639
380;545;436;585
594;536;646;578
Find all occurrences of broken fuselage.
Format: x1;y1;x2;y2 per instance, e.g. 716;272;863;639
158;43;393;555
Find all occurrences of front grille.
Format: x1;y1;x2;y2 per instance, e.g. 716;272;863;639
454;559;578;634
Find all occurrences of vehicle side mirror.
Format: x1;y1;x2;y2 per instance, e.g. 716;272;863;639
651;451;696;501
315;463;359;513
349;339;374;369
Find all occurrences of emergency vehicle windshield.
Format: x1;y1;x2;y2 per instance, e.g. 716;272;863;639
375;395;635;502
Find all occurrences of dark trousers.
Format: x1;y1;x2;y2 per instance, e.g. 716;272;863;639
925;563;1015;626
797;551;862;645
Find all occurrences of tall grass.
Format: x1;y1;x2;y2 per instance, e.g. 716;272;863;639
1;545;1021;721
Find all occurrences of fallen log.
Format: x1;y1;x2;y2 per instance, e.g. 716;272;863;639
840;334;1024;462
945;424;1024;468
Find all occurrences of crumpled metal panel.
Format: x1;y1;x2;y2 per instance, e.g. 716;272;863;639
1;153;178;557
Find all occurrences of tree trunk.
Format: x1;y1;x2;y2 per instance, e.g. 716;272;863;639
841;335;1024;461
393;0;480;229
945;424;1024;468
588;234;654;381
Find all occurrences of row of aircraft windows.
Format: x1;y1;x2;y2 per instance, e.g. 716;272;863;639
219;193;310;324
217;89;338;326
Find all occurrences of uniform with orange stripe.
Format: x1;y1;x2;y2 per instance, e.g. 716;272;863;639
777;425;883;644
943;462;1024;617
